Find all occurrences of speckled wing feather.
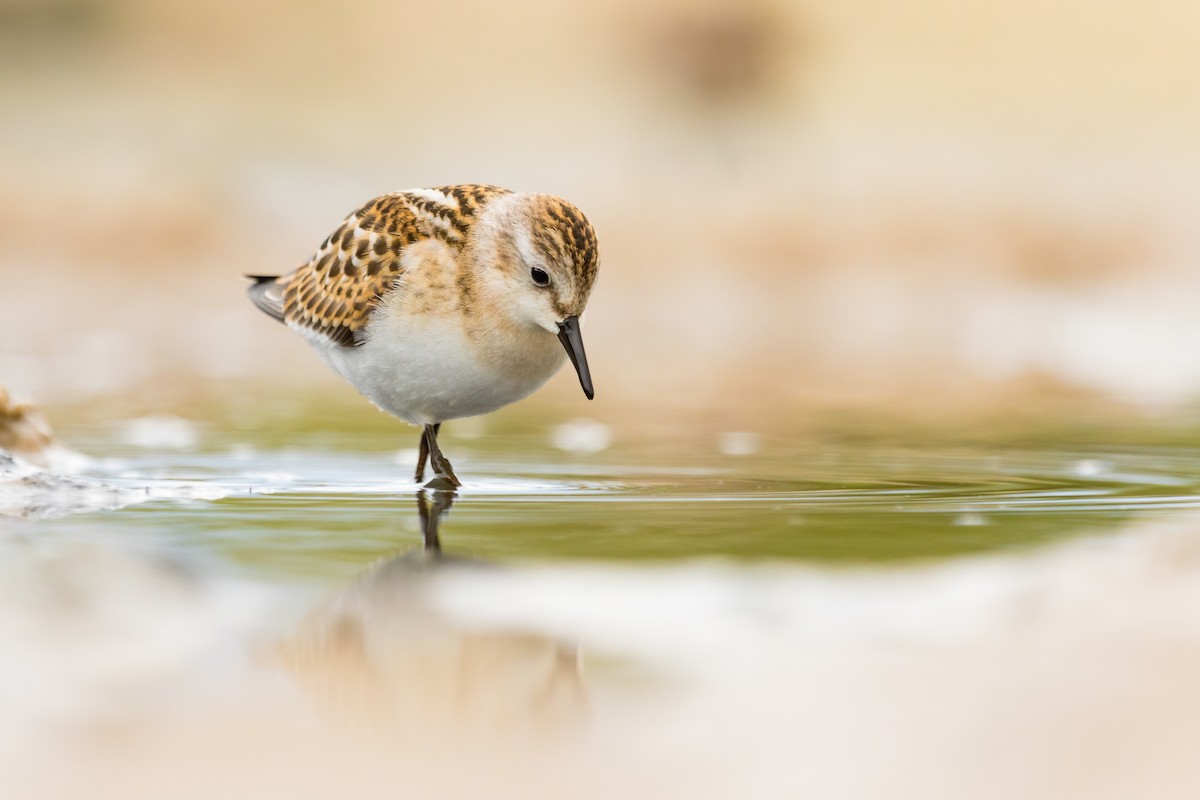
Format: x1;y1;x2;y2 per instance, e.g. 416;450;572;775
278;185;511;347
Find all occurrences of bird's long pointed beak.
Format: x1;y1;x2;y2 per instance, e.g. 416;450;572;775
557;316;594;400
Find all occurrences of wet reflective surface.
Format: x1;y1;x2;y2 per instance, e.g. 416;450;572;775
11;426;1200;574
7;418;1200;797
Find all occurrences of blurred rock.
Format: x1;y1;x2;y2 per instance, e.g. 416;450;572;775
0;389;142;520
0;388;55;465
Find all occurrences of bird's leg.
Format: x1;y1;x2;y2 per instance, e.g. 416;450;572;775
423;423;461;488
414;423;443;483
414;427;431;483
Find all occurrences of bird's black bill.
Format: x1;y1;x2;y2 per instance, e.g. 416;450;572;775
557;316;594;400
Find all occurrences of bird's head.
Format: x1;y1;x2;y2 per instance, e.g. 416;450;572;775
473;193;599;399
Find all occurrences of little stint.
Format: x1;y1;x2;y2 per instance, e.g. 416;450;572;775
247;185;598;487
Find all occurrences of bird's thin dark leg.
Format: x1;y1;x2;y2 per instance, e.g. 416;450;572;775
414;423;442;483
414;427;431;483
423;423;461;488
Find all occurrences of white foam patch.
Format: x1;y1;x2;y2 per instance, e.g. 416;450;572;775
118;416;200;451
717;431;760;456
552;418;612;454
0;450;231;520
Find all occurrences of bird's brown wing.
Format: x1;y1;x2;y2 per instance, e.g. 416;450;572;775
278;185;511;347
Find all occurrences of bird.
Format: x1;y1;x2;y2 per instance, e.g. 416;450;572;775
246;184;598;489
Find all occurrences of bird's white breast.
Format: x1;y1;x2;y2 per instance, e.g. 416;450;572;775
313;307;565;427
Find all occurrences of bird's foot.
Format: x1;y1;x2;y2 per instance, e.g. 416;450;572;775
429;450;462;488
417;422;460;488
423;474;459;491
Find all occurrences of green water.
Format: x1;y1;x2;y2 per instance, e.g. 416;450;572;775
32;409;1200;584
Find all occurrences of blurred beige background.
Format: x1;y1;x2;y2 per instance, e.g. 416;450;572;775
3;0;1200;425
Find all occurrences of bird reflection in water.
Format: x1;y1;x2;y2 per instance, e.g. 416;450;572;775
272;489;587;742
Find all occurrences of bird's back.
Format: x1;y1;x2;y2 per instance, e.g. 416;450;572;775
245;185;512;347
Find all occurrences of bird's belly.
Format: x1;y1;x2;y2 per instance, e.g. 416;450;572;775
315;318;564;426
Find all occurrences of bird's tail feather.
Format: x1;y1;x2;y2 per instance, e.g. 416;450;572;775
245;274;286;322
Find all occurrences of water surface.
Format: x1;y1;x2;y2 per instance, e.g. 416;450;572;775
7;417;1200;798
19;419;1200;579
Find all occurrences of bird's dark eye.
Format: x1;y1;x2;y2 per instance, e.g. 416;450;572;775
530;267;550;286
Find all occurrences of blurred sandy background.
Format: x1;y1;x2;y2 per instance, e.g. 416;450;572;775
8;5;1200;796
3;0;1200;426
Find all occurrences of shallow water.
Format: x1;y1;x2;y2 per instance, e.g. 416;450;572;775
8;418;1200;798
20;423;1200;577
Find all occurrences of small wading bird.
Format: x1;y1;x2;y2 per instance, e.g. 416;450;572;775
246;185;597;488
